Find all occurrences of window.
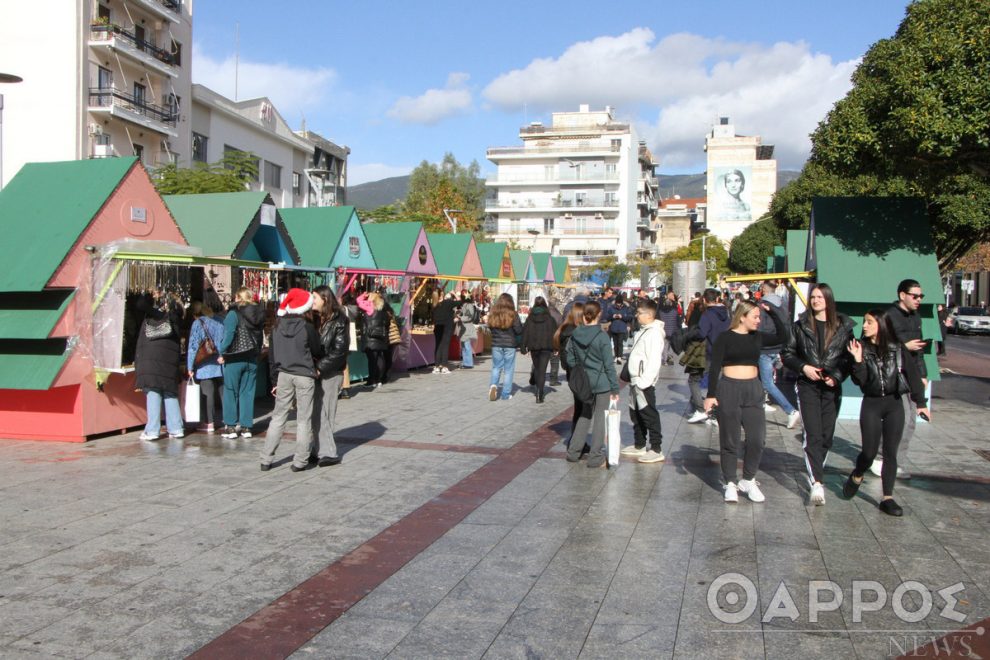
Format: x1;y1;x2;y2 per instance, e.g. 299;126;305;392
605;191;617;205
544;217;555;233
292;172;301;196
611;139;622;151
191;132;208;162
132;143;144;162
264;162;282;189
97;66;112;90
170;39;182;67
605;163;617;177
575;192;587;206
134;25;146;52
544;165;555;181
133;82;146;107
224;145;258;181
509;218;521;234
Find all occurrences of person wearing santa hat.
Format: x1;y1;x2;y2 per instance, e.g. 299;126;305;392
260;288;324;472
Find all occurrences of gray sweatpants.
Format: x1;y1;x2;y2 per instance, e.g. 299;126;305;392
260;372;316;469
567;393;611;467
313;373;343;459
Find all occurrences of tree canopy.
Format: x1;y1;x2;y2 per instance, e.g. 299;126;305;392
768;0;990;270
658;234;729;284
729;216;786;274
152;150;259;195
402;153;485;234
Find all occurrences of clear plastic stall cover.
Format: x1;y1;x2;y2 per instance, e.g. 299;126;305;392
82;240;204;371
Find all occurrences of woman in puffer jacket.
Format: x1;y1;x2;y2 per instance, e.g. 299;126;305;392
358;291;392;389
521;296;558;403
487;293;523;401
311;286;349;467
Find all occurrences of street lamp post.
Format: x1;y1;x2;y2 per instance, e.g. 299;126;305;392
0;73;24;192
442;208;466;233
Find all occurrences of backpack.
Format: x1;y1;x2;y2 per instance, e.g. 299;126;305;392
567;333;597;405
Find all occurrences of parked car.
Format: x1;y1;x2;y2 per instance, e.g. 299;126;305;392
950;306;990;335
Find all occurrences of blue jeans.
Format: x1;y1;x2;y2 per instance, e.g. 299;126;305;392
144;388;183;436
759;353;795;414
489;347;516;399
461;338;474;368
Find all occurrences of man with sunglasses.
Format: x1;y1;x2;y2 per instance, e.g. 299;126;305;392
873;279;928;479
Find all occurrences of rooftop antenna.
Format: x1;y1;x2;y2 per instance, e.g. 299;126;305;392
234;22;240;101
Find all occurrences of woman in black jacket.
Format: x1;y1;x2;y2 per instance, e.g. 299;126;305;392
843;309;930;516
781;283;854;506
311;286;348;467
134;291;185;440
360;292;392;389
522;296;558;403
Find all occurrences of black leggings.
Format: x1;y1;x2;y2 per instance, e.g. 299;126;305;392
715;376;766;483
611;332;626;360
530;349;552;391
798;379;842;483
434;323;453;367
365;349;388;385
853;394;905;496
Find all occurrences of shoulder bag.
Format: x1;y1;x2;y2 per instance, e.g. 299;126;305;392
193;318;219;368
223;311;259;358
144;316;173;340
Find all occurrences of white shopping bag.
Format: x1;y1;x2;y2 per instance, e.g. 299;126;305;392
184;379;200;423
605;399;621;466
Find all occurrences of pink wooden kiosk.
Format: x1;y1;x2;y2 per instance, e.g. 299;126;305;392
0;158;190;442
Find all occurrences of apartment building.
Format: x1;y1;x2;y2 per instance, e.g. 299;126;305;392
0;0;193;186
485;105;658;268
704;116;777;241
295;128;349;207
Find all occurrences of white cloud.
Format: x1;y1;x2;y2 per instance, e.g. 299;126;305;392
386;73;472;125
193;44;336;120
347;163;413;186
482;29;858;170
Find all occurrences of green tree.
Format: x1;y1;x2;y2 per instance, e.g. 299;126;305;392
768;0;990;269
404;153;485;234
152;150;259;195
361;204;449;233
728;216;786;273
657;235;730;283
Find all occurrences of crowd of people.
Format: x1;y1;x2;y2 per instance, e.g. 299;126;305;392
135;275;936;515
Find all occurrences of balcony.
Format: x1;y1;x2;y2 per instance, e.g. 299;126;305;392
486;172;620;186
491;223;618;237
486;198;620;211
128;0;182;23
487;145;621;159
90;24;177;77
88;87;178;137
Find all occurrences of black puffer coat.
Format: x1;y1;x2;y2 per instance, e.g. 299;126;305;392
490;315;523;349
363;307;391;351
521;306;557;352
317;312;350;375
135;305;183;393
782;311;855;383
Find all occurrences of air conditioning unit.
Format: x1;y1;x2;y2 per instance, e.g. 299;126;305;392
93;144;113;158
89;123;103;136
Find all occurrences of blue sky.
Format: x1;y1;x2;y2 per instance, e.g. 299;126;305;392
192;0;911;185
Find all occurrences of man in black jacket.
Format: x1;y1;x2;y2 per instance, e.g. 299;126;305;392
260;289;323;472
432;292;459;374
877;278;928;479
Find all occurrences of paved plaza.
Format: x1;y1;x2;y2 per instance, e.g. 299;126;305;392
0;355;989;659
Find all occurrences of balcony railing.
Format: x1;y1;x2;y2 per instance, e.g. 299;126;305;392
159;0;181;10
488;145;621;156
486;199;620;210
493;224;618;237
89;87;178;127
487;173;620;184
90;24;176;67
519;122;630;135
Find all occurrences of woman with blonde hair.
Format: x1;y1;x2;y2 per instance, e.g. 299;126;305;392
219;286;265;439
704;299;786;503
358;290;392;390
487;293;522;401
186;302;225;434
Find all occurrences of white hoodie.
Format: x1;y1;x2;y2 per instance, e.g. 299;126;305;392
628;320;665;390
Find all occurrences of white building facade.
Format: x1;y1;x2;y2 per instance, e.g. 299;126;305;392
0;0;193;186
704;116;777;241
485;105;657;268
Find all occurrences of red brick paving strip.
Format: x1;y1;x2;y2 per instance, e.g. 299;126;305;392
896;616;989;658
188;411;570;660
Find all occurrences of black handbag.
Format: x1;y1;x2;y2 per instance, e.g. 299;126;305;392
223;312;259;358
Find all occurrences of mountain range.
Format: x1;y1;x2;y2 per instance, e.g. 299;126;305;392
346;171;803;211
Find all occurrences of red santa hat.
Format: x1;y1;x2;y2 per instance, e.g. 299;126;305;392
277;288;314;316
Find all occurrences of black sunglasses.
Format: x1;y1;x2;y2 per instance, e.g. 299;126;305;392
907;293;924;300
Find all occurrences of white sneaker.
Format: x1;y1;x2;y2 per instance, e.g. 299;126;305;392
896;467;912;480
787;410;801;429
810;482;825;506
724;482;739;503
620;446;647;456
168;432;185;439
440;367;451;375
764;403;777;413
687;410;708;424
432;367;441;374
738;478;766;503
139;432;160;441
706;417;719;427
240;431;252;439
869;459;883;477
638;450;665;464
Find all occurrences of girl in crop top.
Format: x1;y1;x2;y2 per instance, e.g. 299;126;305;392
704;299;787;504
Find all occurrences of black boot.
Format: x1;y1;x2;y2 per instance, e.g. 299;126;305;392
536;387;545;404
